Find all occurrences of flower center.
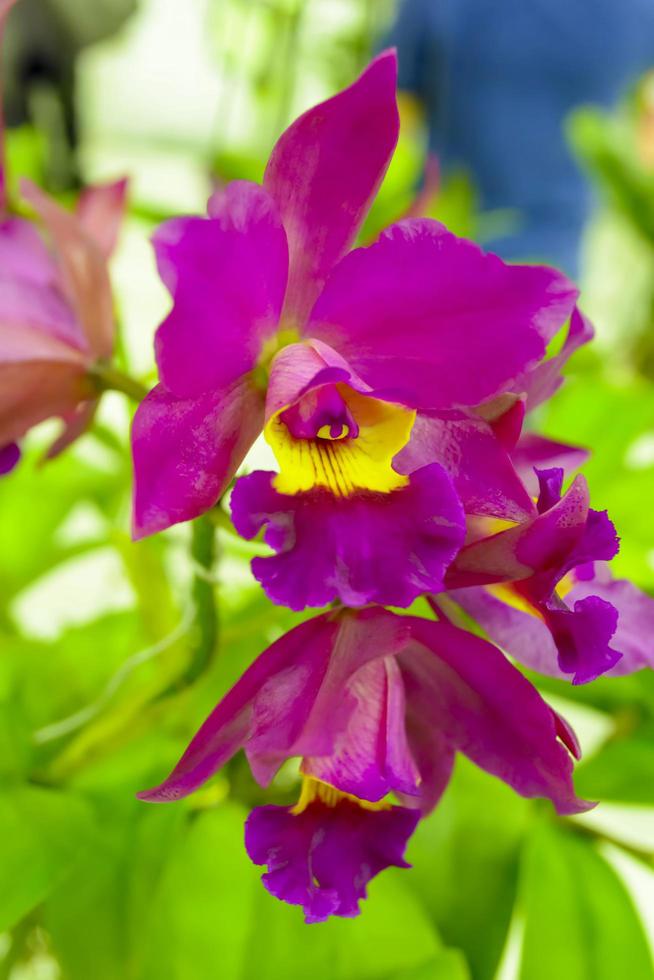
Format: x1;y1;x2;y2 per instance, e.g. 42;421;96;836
265;382;416;497
291;775;391;814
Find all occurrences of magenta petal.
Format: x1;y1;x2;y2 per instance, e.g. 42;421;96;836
452;586;560;676
307;220;578;411
304;656;421;801
139;614;339;802
516;306;594;410
402;619;592;815
264;51;399;323
264;339;359;420
131;379;264;538
395;413;535;522
245;799;419;923
153;181;288;398
0;441;20;475
230;463;465;610
448;474;591;589
139;608;412;802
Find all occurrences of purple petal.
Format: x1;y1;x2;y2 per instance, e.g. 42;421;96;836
544;594;620;684
230;463;465;610
447;475;591;589
245;799;419;923
21;179;115;360
131;379;264;538
401;618;592;815
264;51;399;324
395;412;535;522
307;220;578;411
152;181;288;399
304;656;421;801
0;441;20;475
567;565;654;675
535;467;565;514
512;434;589;497
452;585;619;684
138;614;339;802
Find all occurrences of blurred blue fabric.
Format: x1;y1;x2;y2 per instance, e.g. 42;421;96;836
388;0;654;274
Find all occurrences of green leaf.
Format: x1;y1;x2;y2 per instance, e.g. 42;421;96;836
389;950;470;980
240;870;445;980
519;822;653;980
406;758;531;980
138;803;258;980
0;785;96;931
575;730;654;805
45;796;186;980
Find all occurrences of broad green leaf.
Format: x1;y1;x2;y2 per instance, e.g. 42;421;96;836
406;758;531;980
541;376;654;588
519;822;653;980
389;950;470;980
0;785;96;932
241;869;445;980
575;730;654;805
45;797;186;980
139;803;258;980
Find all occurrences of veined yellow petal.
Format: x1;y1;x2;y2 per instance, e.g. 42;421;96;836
265;383;416;497
291;775;391;814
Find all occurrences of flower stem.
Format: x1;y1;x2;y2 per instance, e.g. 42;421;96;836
185;515;219;683
89;362;149;403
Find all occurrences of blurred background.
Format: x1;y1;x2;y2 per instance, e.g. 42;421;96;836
1;1;654;978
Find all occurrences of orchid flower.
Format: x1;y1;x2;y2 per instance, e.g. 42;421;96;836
139;607;590;922
132;50;579;610
443;467;626;684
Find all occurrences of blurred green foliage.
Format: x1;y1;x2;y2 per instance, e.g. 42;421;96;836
0;2;653;979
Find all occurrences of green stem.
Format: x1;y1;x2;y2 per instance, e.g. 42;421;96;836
185;515;219;683
89;362;149;403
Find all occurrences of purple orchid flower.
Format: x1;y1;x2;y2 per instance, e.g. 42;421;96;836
0;0;127;468
131;50;579;565
0;177;127;468
444;467;622;684
139;606;590;923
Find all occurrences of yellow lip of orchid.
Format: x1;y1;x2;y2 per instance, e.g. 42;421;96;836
291;775;391;814
264;382;416;497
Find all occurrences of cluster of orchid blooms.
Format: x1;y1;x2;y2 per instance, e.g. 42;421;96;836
3;13;654;923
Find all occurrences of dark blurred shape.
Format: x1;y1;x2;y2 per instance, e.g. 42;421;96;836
2;0;136;190
387;0;654;274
